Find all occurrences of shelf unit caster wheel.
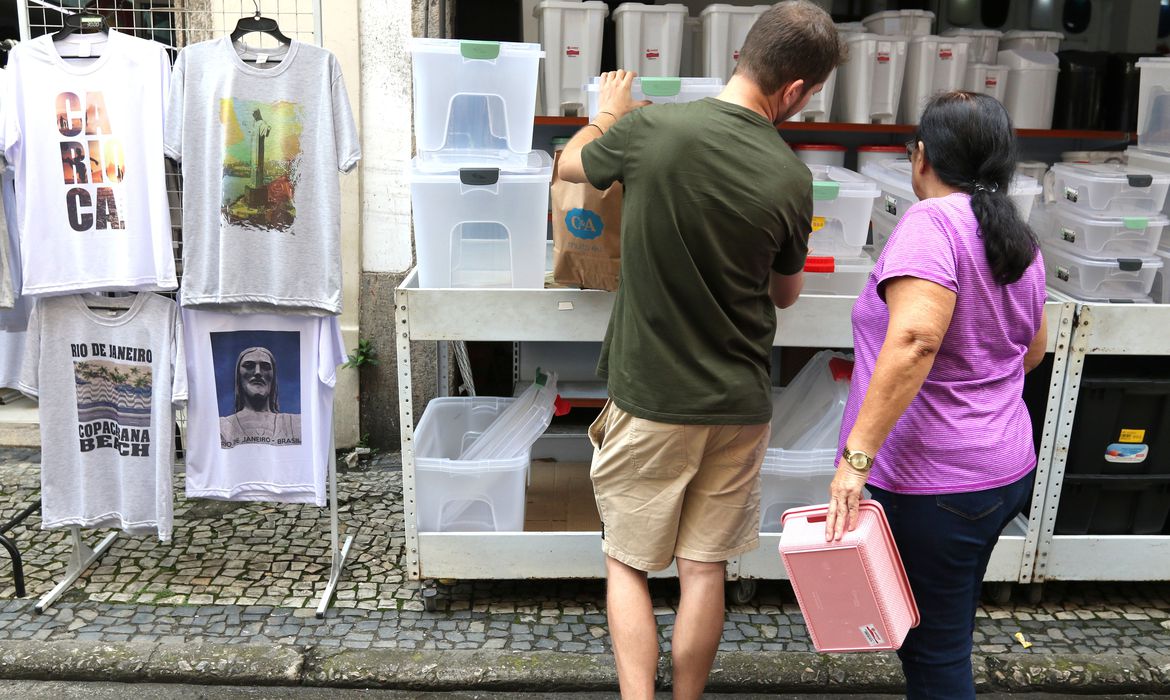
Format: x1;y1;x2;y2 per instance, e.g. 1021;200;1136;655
1026;583;1044;605
422;585;439;612
985;582;1013;605
729;579;757;606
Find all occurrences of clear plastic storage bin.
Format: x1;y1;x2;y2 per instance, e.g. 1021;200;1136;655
835;34;909;124
759;449;839;532
942;27;1002;64
863;159;1042;222
1049;163;1170;217
861;9;933;36
1125;147;1170;238
613;3;688;77
585;76;722;119
1041;243;1162;300
410;38;543;168
411;151;553;289
1137;57;1170;155
802;254;876;296
535;1;609;117
807;165;881;256
1040;204;1168;258
699;4;770;81
415;397;530;532
899;35;972;124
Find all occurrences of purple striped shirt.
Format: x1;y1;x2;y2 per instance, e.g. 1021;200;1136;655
838;193;1046;494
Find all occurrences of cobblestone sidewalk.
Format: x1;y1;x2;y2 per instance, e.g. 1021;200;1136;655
0;448;1168;658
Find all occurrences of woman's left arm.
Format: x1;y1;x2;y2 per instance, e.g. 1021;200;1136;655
825;276;957;541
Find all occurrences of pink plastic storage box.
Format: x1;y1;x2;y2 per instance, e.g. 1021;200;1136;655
778;500;919;652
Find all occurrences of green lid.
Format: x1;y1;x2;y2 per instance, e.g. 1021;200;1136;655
460;40;500;60
640;77;682;97
1123;216;1149;231
812;180;840;201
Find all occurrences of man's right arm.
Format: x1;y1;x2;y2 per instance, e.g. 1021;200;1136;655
770;271;803;309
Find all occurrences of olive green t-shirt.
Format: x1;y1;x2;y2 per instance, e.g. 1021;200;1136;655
582;97;812;425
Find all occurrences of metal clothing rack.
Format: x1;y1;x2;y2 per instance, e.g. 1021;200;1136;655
11;0;349;616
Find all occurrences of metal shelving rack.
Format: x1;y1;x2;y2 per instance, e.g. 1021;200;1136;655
1033;302;1170;582
395;269;1077;591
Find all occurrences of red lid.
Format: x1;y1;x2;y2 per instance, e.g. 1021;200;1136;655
804;256;836;273
793;143;847;152
858;145;907;153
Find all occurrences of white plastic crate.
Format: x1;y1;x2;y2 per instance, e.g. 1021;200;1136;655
699;4;769;81
415;397;530;532
999;30;1063;53
802;253;876;296
835;34;909;124
964;63;1008;103
410;38;543;168
807;165;881;256
899;35;972;124
787;68;837;123
759;448;838;532
585;76;723;119
942;27;1002;64
613;3;688;77
1049;163;1170;217
410;151;553;289
1137;57;1170;155
535;0;609;117
999;49;1059;130
1041;243;1162;301
861;9;933;36
1040;204;1168;259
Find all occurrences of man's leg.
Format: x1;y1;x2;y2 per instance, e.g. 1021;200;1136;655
671;557;726;700
605;555;659;700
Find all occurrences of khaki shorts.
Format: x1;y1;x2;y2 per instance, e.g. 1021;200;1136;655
588;400;770;572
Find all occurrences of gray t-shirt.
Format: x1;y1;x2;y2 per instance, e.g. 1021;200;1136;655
165;38;361;315
19;292;187;540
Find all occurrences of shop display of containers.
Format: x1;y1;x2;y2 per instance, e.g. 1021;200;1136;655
699;4;769;81
899;35;972;124
806;165;881;257
941;27;1002;64
410;151;553;289
1049;163;1170;217
964;63;1009;102
999;49;1060;130
787;68;837;123
410;38;543;168
584;76;723;119
613;2;688;77
534;0;608;117
801;254;876;296
999;29;1064;53
1136;57;1170;155
835;34;909;124
1035;204;1168;258
793;144;846;169
1041;243;1162;300
861;9;933;36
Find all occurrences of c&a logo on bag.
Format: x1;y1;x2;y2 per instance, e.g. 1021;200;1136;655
566;208;603;240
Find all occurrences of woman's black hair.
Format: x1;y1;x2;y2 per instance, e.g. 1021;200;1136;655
914;91;1037;285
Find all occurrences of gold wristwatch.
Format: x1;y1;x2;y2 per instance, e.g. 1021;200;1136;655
842;446;874;473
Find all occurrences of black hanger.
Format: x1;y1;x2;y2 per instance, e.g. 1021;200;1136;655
231;0;291;48
53;2;110;43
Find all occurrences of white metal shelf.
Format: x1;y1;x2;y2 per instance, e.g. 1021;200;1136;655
396;269;1076;585
1034;302;1170;582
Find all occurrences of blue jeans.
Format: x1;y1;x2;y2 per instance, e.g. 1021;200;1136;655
868;470;1035;700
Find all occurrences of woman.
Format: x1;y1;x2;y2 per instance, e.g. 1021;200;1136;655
825;91;1048;700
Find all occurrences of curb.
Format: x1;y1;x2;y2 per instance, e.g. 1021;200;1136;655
0;641;1167;693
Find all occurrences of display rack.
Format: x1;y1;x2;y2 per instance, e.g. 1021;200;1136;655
1033;302;1170;581
395;269;1076;593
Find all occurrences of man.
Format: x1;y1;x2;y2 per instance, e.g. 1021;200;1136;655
557;3;844;697
219;346;301;448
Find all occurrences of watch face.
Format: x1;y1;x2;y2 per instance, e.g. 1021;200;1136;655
848;452;870;470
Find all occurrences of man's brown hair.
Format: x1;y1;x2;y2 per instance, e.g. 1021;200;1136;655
735;0;845;95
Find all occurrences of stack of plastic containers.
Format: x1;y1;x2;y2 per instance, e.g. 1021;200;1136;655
699;4;769;81
613;3;688;77
802;165;881;296
1126;143;1170;302
899;34;972;123
760;352;852;532
409;39;552;290
997;30;1062;129
862;159;1042;257
584;76;723;119
534;1;609;116
1034;163;1170;302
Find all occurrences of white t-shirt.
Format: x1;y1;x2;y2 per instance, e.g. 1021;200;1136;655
19;292;186;541
2;31;176;297
182;308;343;505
